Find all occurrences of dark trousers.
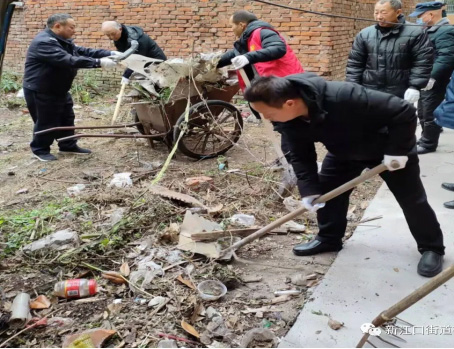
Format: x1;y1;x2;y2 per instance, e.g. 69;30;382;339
24;88;77;155
315;152;445;255
417;83;447;150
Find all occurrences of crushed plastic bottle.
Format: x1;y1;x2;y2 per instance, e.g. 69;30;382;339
230;214;256;227
54;279;98;299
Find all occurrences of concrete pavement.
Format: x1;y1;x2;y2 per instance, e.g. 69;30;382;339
280;129;454;348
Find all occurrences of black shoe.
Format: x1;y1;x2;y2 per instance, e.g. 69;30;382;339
33;153;57;162
443;200;454;209
293;239;342;256
417;251;443;277
417;145;436;155
441;183;454;192
59;146;92;155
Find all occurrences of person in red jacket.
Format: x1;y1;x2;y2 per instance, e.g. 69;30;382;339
218;10;304;119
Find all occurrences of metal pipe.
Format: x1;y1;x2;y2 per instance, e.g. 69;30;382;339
56;132;168;142
34;123;141;135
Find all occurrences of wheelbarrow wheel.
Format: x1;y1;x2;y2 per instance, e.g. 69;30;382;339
174;100;243;159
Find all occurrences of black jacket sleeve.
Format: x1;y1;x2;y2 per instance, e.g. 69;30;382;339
345;32;367;84
35;40;101;69
408;30;434;90
244;29;286;64
217;50;235;68
146;38;167;60
337;83;417;156
431;29;454;82
74;45;112;59
274;121;321;197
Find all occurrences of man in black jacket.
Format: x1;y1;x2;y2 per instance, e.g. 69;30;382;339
409;2;454;154
101;21;167;85
346;0;433;104
23;14;117;162
244;74;445;277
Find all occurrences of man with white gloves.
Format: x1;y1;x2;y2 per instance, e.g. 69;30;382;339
346;0;434;104
23;14;117;161
244;74;445;278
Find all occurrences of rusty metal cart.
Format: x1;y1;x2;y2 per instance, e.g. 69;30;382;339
35;78;243;160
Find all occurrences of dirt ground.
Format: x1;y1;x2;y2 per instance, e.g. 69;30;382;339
0;92;382;348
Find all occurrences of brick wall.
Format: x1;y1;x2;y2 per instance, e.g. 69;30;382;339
4;0;418;89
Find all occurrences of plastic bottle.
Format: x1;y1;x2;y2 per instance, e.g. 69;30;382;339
54;279;98;299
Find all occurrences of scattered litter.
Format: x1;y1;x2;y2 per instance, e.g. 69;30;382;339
81;170;101;181
283;197;302;212
197;280;227;301
206;315;229;337
306;273;318;280
241;275;263;283
328;318;344;330
206;306;221;320
229;214;256;227
215;236;241;260
16;88;24;98
109;173;133;188
30;295;51;309
157;339;178;348
181;319;200;338
47;317;74;328
148;296;168;308
9;293;31;329
290;274;306;286
108;207;126;226
159;223;180;244
62;328;116;348
54;279;98;299
23;229;80;254
281;220;306;232
67;183;86;196
240;328;278;348
113;299;122;304
129;257;164;292
15;188;28;195
185;176;214;188
271;295;292;304
274;289;302;296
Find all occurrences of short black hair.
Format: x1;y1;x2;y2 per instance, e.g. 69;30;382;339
47;14;72;28
232;10;258;24
244;76;301;108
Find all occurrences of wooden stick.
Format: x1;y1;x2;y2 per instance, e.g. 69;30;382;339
220;163;389;257
111;83;127;125
356;265;454;347
186;227;289;242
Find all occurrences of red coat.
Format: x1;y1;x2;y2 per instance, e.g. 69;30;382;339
238;27;305;91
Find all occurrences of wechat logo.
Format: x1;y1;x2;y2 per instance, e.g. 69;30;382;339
361;323;382;336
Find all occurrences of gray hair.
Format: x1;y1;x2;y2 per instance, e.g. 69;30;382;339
376;0;402;10
101;21;122;30
47;13;72;28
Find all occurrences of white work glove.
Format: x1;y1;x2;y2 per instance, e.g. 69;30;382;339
383;155;408;172
121;77;129;85
111;51;122;56
404;88;420;104
301;195;326;213
422;78;436;91
100;57;117;69
231;55;250;69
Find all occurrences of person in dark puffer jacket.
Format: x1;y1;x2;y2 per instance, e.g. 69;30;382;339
408;2;454;154
102;21;167;85
244;74;445;278
346;0;433;104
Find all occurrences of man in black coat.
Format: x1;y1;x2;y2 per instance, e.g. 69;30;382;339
101;21;167;85
244;74;445;278
23;13;117;162
346;0;433;104
409;2;454;154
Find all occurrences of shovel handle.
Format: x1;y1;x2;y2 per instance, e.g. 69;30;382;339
220;163;389;257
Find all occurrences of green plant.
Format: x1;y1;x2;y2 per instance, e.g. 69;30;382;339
0;198;88;257
70;71;100;104
0;71;22;93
